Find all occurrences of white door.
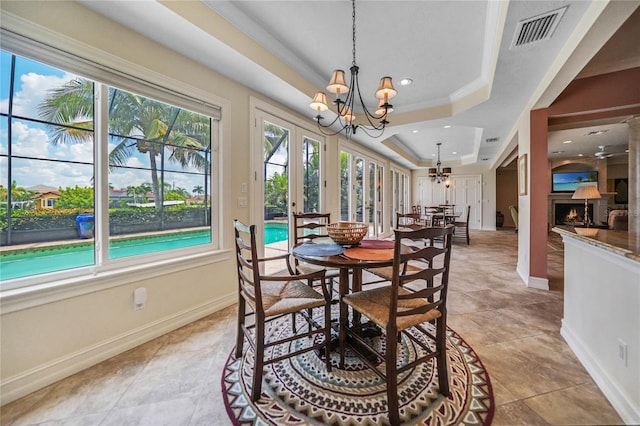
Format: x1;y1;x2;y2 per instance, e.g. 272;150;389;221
255;110;325;253
450;175;482;229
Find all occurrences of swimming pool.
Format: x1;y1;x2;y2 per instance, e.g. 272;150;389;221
264;222;288;244
1;224;288;281
0;230;211;281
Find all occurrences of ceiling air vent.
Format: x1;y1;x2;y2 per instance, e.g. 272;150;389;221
512;7;567;48
485;137;499;143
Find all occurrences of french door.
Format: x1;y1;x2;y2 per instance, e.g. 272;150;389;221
340;150;385;238
254;108;325;253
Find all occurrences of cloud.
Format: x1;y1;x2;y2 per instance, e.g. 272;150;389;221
12;71;77;119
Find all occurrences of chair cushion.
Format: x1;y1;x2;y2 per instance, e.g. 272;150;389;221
343;286;441;331
256;280;326;317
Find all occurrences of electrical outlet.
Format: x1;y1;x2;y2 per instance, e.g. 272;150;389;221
133;287;147;311
618;339;628;367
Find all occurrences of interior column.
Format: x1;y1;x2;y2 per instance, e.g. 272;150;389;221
529;109;549;284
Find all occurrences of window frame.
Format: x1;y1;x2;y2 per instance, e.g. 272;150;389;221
0;31;227;304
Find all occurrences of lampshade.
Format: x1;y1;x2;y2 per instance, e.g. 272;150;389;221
572;184;601;200
340;107;355;123
428;168;437;177
327;70;349;94
375;98;393;116
375;76;397;100
442;167;452;175
309;92;329;112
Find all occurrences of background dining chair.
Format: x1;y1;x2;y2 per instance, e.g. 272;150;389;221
395;211;424;230
452;205;471;245
234;220;332;401
292;212;340;295
340;225;454;425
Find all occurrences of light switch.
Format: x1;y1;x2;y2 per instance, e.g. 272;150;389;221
238;197;247;208
241;182;248;193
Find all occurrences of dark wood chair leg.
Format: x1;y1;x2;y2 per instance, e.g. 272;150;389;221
235;298;246;358
436;317;450;396
251;319;265;402
386;329;400;426
324;305;332;372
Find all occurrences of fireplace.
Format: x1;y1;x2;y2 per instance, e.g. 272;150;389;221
554;203;593;225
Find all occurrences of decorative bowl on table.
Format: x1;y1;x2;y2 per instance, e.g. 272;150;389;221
327;222;368;245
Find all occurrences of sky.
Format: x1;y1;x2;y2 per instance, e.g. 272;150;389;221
0;51;207;194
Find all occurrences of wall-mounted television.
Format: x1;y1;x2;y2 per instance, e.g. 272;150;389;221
551;171;598;193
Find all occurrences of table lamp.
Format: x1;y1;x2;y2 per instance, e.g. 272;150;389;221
571;184;601;227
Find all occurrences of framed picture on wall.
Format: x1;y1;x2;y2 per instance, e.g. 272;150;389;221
518;154;527;195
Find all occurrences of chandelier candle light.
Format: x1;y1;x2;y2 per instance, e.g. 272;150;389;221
429;142;452;183
309;0;397;139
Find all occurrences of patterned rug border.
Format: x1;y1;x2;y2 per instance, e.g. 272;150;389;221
222;326;495;426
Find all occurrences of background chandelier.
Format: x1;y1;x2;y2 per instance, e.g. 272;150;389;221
429;142;452;183
309;0;396;139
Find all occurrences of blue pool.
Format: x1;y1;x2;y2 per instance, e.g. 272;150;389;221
0;230;211;281
1;224;289;281
264;222;288;244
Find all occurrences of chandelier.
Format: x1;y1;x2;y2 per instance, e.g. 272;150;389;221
309;0;397;139
429;142;452;183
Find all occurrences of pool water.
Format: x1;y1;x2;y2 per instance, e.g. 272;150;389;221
264;223;288;244
0;230;211;281
1;225;288;282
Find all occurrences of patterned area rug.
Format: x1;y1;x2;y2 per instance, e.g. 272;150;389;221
222;314;494;425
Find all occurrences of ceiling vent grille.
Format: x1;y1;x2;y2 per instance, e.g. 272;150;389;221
512;7;567;48
485;137;499;143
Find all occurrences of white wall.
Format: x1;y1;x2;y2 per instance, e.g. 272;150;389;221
560;233;640;424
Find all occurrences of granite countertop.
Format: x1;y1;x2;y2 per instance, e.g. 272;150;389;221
552;226;640;263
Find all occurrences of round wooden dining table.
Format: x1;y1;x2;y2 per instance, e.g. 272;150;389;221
292;240;414;354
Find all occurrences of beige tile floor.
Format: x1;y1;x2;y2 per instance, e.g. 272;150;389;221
1;229;623;425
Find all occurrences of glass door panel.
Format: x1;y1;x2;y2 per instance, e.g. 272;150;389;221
262;120;290;254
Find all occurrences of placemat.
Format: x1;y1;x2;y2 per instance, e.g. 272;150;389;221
292;243;345;257
343;247;394;261
359;239;395;249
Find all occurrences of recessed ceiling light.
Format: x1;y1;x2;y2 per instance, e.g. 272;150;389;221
625;149;630;153
399;78;413;86
432;153;436;157
443;125;451;129
578;153;584;157
452;151;457;154
563;140;572;144
412;130;419;133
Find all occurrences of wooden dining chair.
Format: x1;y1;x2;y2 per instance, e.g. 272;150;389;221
339;225;454;425
395;211;424;230
452;205;471;245
292;212;340;294
234;220;332;401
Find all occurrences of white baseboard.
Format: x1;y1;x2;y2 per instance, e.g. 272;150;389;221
527;275;549;290
0;294;237;405
561;321;640;424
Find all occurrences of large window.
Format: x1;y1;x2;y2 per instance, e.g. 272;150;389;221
0;49;218;285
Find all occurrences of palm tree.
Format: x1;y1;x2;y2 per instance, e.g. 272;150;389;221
192;185;204;196
38;79;211;208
